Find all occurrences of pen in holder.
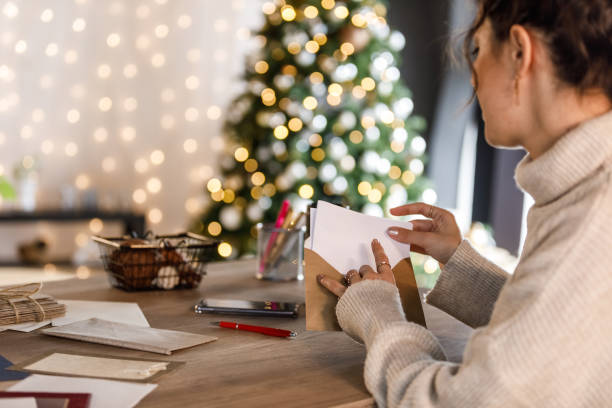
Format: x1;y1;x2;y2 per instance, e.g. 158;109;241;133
256;223;305;281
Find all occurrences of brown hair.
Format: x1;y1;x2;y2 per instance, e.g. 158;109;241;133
464;0;612;101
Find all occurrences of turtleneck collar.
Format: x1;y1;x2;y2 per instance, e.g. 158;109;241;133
515;110;612;205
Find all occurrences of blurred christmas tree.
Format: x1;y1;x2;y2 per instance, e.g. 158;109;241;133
196;0;437;279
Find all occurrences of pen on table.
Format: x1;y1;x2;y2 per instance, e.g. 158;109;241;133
210;321;297;338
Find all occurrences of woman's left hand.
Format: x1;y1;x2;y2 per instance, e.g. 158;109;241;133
317;239;396;297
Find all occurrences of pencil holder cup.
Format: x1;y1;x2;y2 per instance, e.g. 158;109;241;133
256;223;305;281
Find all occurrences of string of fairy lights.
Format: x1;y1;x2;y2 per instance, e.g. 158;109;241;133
199;0;438;268
0;0;261;259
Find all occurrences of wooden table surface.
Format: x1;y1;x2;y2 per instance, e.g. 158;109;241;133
0;260;472;408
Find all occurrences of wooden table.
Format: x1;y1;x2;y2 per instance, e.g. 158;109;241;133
0;260;472;407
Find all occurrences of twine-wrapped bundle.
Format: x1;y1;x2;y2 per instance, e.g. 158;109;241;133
0;282;66;326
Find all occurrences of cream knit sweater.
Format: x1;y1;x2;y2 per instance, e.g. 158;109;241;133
336;110;612;407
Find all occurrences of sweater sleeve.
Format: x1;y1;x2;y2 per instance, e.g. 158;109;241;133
425;240;509;328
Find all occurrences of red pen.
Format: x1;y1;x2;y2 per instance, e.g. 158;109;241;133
211;321;297;338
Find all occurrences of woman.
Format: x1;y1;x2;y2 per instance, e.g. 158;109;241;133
318;0;612;406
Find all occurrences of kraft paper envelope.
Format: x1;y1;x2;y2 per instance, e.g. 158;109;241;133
305;248;426;331
305;201;426;331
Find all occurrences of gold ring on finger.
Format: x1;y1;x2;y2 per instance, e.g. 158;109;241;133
376;260;390;271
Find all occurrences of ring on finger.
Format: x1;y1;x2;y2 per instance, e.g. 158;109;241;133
376;260;390;271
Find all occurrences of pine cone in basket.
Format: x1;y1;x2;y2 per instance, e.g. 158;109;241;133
158;248;200;288
109;239;161;289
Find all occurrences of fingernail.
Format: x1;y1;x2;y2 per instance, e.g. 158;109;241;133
316;274;323;282
386;228;398;236
372;238;380;245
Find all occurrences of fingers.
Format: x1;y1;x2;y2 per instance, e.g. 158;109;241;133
359;264;376;279
386;227;434;249
371;239;393;277
390;202;447;220
317;274;346;297
346;269;362;285
410;219;434;232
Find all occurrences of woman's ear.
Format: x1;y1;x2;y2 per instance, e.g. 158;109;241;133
508;24;533;79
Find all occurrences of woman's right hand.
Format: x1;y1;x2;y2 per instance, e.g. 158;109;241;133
386;202;462;265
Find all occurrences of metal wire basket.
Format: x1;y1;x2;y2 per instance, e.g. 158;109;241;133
93;232;219;291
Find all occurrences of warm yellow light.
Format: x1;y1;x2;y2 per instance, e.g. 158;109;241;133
97;64;111;79
263;183;277;197
132;189;147;204
147;177;162;194
64;49;78;64
89;218;104;233
148;208;163;224
368;189;382;203
288;118;303;132
310;72;324;84
287;42;301;55
254;61;269;74
211;190;225;201
218;242;232;258
66;109;80;124
327;94;341;106
98;97;112;111
185;75;200;90
72;18;86;32
352;85;366;99
402;171;416;185
177;14;192;29
244;159;258;172
234;147;249;162
208;221;222;236
311;148;325;161
282;65;298;76
281;5;296;21
207;178;222;193
207;105;222;120
251;186;263;199
305;40;319;53
261;88;276;106
75;174;90;190
304;5;318;18
321;0;335;10
298;184;314;199
349;130;363;144
154;24;169;38
222;189;235;203
358;181;372;195
389;166;402;179
361;77;376;91
309;36;325;50
183;139;198;153
262;2;276;15
391;141;405;153
361;115;376;129
328;83;343;96
340;42;355;55
309;133;323;147
303;96;318;110
352;14;367;28
150;150;165;165
106;33;121;47
41;140;54;155
274;125;289;140
334;6;349;19
251;172;265;186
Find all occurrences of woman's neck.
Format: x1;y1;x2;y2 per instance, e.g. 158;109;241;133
525;90;612;159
